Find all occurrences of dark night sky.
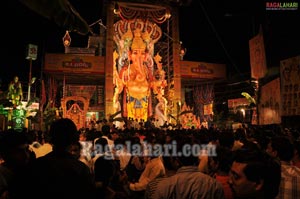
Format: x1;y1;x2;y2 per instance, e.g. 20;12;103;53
1;0;299;90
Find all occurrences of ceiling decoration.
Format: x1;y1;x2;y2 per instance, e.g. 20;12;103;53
115;2;171;24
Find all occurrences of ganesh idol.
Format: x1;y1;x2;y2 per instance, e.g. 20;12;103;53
125;28;153;121
112;19;163;122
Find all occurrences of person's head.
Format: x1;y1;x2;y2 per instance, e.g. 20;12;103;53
208;146;233;175
113;137;125;151
234;128;246;141
228;149;281;199
129;136;143;156
266;135;294;162
101;124;111;136
67;142;82;159
110;130;119;141
0;129;32;168
294;140;300;161
218;129;235;149
174;134;199;166
49;118;79;151
95;137;109;154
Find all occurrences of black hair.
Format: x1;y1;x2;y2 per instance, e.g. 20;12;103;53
233;149;281;199
0;129;30;160
174;134;199;166
212;146;234;173
49;118;79;148
101;125;111;136
270;135;294;162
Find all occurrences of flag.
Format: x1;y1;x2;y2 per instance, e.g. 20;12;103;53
249;25;267;79
41;79;46;107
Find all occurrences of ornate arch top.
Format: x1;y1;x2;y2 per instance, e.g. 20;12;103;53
116;2;171;24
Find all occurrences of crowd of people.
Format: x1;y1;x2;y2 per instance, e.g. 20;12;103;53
0;118;300;199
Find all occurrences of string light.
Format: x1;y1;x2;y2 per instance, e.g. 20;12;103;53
165;9;171;19
113;3;120;15
179;41;187;60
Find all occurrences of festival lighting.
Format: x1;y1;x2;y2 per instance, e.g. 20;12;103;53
62;30;71;47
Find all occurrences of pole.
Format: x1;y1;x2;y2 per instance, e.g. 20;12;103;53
28;58;32;102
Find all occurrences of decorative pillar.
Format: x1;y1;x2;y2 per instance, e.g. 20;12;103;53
104;2;115;120
172;7;182;108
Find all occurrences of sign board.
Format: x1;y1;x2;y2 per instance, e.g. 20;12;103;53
26;44;38;60
21;102;39;117
44;53;105;74
180;61;226;79
280;55;300;116
12;109;26;131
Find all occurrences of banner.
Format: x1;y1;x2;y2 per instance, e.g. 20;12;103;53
280;55;300;116
249;25;267;80
44;54;105;74
227;98;249;109
40;80;46;107
180;61;226;79
258;78;281;124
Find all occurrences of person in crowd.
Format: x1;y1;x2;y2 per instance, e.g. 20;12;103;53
0;173;8;199
28;130;52;158
145;134;224;199
114;137;131;171
32;131;52;158
0;129;34;199
68;141;93;171
124;136;145;183
68;141;82;160
197;129;211;175
266;135;300;199
208;145;234;199
93;137;128;199
128;134;166;199
229;148;281;199
28;130;42;152
101;124;114;153
232;128;246;151
162;132;179;177
292;139;300;168
22;118;96;199
110;130;120;143
93;137;115;196
217;129;235;150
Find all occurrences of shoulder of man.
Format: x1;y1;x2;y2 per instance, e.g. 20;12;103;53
145;176;167;199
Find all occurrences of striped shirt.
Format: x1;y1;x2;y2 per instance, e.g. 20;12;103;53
145;166;224;199
276;163;300;199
